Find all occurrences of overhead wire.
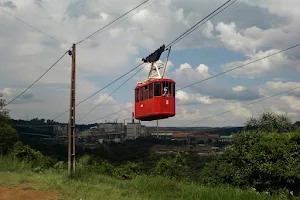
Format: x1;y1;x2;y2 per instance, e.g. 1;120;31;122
183;85;300;127
52;0;163;121
77;64;146;123
165;0;237;48
76;0;150;45
81;0;241;123
88;106;134;124
0;8;64;45
4;51;69;107
57;0;236;123
177;43;300;91
89;42;300;122
51;63;144;121
84;61;165;124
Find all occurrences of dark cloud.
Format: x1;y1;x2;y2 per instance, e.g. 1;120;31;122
66;0;102;19
0;1;17;9
210;2;287;30
172;0;286;30
9;93;44;105
35;0;45;8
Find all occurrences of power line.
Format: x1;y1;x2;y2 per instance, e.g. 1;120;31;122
77;65;145;123
81;0;237;123
90;42;300;122
51;63;143;121
167;0;237;48
4;51;69;107
183;85;300;127
53;0;238;121
177;43;300;91
52;0;162;121
165;0;236;48
88;106;134;124
76;0;150;45
0;8;64;44
78;61;165;123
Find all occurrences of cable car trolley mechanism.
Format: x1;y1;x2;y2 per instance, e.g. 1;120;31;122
134;44;176;121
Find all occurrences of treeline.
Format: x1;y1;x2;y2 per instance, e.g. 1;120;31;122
1;92;300;198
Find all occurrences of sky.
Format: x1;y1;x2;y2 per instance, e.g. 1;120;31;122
1;0;300;127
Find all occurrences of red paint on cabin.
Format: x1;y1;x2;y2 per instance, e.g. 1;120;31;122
134;78;176;121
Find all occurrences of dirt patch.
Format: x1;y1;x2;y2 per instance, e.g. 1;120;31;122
0;183;61;200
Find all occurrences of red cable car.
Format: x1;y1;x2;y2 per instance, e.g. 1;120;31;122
134;45;176;121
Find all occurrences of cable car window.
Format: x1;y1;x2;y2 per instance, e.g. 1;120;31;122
135;89;139;102
154;82;161;96
140;87;143;101
173;83;175;97
149;83;153;98
163;82;171;96
144;85;148;100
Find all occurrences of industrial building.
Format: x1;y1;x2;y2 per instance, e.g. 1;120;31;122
126;123;148;139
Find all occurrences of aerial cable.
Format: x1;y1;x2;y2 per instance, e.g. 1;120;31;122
167;0;237;48
3;51;69;107
78;61;165;123
77;65;145;123
0;8;65;45
52;0;238;121
177;43;300;91
51;63;144;121
91;42;300;122
165;0;236;48
88;106;134;124
183;85;300;127
76;0;150;45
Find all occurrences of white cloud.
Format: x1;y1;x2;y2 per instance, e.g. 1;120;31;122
222;49;299;79
176;90;212;105
225;102;252;119
94;93;116;105
232;85;245;92
280;96;300;111
1;0;300;128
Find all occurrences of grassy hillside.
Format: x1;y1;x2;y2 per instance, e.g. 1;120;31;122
0;156;289;200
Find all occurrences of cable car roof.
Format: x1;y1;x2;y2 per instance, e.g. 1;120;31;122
135;78;175;88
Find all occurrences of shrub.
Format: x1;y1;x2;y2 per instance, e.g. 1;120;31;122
200;130;300;196
8;141;56;169
154;153;190;180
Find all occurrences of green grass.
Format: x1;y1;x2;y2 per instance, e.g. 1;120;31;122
0;156;290;200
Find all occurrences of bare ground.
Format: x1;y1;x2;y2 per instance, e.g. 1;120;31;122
0;183;60;200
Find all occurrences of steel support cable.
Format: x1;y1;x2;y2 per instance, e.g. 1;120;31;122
88;106;134;124
76;0;150;45
165;0;236;49
52;0;162;120
77;65;145;123
91;43;300;122
167;0;237;48
51;63;143;121
177;43;300;91
4;51;69;107
0;8;65;45
74;0;234;107
183;85;300;127
84;0;239;123
52;0;237;121
84;62;165;123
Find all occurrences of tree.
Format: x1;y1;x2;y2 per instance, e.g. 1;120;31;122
244;109;293;133
199;111;300;197
0;93;18;155
0;93;10;125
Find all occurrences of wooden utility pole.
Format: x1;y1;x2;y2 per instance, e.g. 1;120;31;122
68;43;76;176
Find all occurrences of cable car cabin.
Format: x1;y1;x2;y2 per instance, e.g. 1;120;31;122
134;78;175;121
